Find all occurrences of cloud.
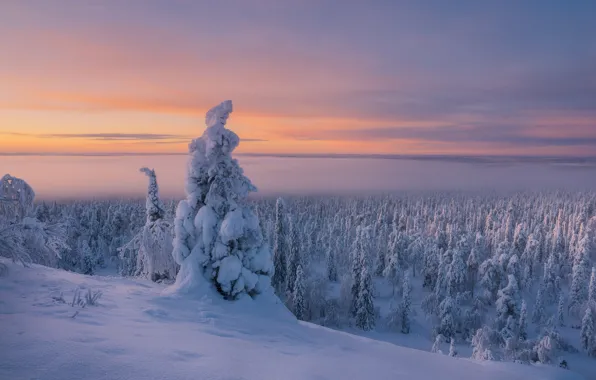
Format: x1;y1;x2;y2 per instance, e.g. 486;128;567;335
0;132;267;142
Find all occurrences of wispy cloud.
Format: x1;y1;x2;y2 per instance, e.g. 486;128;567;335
0;132;267;142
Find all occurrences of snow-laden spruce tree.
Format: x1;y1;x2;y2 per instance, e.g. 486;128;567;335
580;306;594;353
355;264;375;331
292;263;306;320
449;337;458;357
495;274;520;329
589;267;596;305
170;100;273;299
401;272;412;334
271;198;288;295
569;236;591;316
519;299;528;340
121;168;178;282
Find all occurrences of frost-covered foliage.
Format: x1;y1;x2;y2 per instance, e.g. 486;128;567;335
0;174;68;268
171;100;273;299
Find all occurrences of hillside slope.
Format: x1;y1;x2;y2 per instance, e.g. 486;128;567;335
0;259;583;380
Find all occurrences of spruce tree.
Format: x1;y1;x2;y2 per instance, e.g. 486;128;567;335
401;272;412;334
589;267;596;304
355;265;375;331
580;306;594;353
170;100;273;299
449;337;458;357
293;264;306;320
532;286;545;324
286;217;301;296
519;299;528;340
557;294;565;327
272;198;288;295
495;274;520;328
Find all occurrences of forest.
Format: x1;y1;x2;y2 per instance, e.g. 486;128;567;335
2;171;596;368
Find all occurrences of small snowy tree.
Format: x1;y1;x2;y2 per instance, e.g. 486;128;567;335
272;198;288;295
431;333;444;354
170;100;273;299
471;326;496;361
293;264;306;320
449;337;458;357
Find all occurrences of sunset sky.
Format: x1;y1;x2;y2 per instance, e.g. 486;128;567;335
1;0;595;158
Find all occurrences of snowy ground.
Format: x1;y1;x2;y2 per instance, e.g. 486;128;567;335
0;259;585;380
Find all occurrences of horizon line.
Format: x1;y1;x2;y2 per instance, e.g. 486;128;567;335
3;151;596;165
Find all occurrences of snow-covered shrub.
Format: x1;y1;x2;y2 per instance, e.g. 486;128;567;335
171;100;273;299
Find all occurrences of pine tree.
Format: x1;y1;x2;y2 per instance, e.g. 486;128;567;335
401;272;412;334
272;198;288;295
170;100;273;299
519;299;528;340
355;265;375;331
293;264;306;320
580;307;594;353
449;337;457;357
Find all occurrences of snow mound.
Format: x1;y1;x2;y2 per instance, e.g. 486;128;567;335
0;260;583;380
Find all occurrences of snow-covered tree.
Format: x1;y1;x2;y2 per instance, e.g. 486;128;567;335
569;236;591;315
431;333;444;354
401;272;412;334
272;198;288;294
557;294;565;327
449;337;458;357
471;326;496;361
170;100;273;299
532;286;546;324
293;264;306;320
447;247;466;296
589;267;596;305
326;245;338;282
519;299;528;340
495;274;520;329
580;307;594;353
135;168;177;282
438;296;457;340
0;174;67;268
355;264;375;331
286;217;301;296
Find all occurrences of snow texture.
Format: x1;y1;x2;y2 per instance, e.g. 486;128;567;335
0;259;583;380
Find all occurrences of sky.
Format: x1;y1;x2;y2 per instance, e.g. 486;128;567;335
1;1;596;197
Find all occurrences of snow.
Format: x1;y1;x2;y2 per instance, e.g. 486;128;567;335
0;259;584;380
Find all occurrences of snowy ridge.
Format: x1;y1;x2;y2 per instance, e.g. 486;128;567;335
0;259;582;380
